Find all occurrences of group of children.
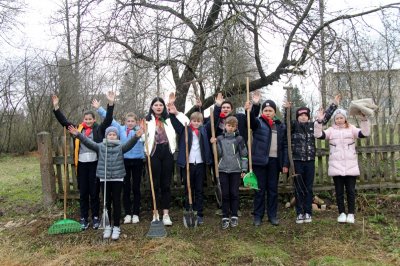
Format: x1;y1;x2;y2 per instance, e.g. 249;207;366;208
52;90;370;239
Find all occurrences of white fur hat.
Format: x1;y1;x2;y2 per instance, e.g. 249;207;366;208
349;98;378;117
333;109;348;120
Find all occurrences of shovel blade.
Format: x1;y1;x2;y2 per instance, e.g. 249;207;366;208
146;220;167;238
183;208;198;228
243;171;259;190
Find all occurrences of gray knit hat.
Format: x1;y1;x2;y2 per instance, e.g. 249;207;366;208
333;109;348;121
105;126;119;138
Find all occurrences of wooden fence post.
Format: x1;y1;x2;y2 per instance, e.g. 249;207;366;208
37;131;57;207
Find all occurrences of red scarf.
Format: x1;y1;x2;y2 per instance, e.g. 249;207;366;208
219;112;227;119
126;127;131;137
261;114;273;127
81;122;92;137
190;124;199;137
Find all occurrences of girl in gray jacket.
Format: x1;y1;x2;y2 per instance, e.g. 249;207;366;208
68;125;143;240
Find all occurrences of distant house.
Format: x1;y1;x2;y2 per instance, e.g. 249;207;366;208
325;69;400;124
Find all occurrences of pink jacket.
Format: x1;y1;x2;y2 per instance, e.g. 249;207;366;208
314;120;370;177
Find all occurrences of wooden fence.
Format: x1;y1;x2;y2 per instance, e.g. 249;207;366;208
37;124;400;206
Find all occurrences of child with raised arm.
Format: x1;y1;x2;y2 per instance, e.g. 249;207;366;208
211;116;248;229
168;102;212;225
93;100;144;225
244;98;288;226
52;91;115;230
68;125;143;240
314;108;370;224
284;95;340;224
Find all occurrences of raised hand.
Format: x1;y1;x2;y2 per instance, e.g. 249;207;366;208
283;101;292;109
214;92;224;106
135;128;144;137
68;125;79;136
91;99;101;109
316;108;325;122
168;92;176;105
334;94;341;105
106;91;115;105
244;100;252;111
52;95;60;110
252;90;261;105
167;102;178;115
195;97;202;108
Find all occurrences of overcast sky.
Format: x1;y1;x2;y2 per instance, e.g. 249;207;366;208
9;0;400;112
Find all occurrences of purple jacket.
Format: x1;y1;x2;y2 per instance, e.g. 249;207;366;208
314;120;370;176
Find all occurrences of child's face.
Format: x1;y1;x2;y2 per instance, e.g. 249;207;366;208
125;117;137;129
190;119;202;129
83;114;95;127
152;101;165;116
221;103;232;115
225;123;237;133
334;114;346;126
297;114;309;123
262;106;275;119
106;132;118;140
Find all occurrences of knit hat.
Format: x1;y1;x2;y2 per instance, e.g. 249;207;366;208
333;109;347;121
261;100;277;112
105;126;119;138
296;107;310;120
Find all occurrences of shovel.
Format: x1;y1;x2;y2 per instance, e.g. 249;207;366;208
144;120;167;238
183;123;197;228
243;77;258;190
99;139;110;230
209;107;222;208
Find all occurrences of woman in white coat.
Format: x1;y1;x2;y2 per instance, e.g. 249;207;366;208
145;96;188;226
314;109;370;224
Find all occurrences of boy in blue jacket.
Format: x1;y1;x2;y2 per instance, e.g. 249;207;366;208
168;103;212;225
92;100;145;224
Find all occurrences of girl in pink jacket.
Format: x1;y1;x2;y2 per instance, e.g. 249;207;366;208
314;109;370;224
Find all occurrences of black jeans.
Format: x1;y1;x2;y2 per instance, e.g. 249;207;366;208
333;176;356;214
101;181;123;227
293;160;315;215
182;163;206;217
150;143;174;210
219;172;241;218
123;158;144;216
77;161;100;220
253;158;280;220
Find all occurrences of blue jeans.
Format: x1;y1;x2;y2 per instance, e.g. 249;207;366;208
293;160;315;215
253;158;280;220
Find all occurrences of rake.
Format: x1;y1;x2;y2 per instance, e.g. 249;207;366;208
48;127;81;235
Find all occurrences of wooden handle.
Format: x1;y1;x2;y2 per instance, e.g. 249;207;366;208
184;123;193;204
63;127;68;220
144;120;158;214
246;77;253;172
209;107;219;178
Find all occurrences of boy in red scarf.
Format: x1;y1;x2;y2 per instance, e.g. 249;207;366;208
52;91;115;230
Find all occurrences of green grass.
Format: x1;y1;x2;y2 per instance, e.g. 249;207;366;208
0;154;399;265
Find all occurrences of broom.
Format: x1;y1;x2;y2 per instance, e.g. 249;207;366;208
243;77;258;190
48;127;81;234
183;123;197;228
144;120;167;238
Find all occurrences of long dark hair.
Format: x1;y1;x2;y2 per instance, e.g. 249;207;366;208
145;97;169;121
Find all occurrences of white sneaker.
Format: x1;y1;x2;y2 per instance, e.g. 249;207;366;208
123;215;132;224
103;226;112;239
131;215;139;224
296;214;304;224
337;213;347;223
111;226;121;240
304;213;312;223
163;214;173;226
346;214;355;224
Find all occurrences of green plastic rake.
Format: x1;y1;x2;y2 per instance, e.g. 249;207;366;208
48;127;81;235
